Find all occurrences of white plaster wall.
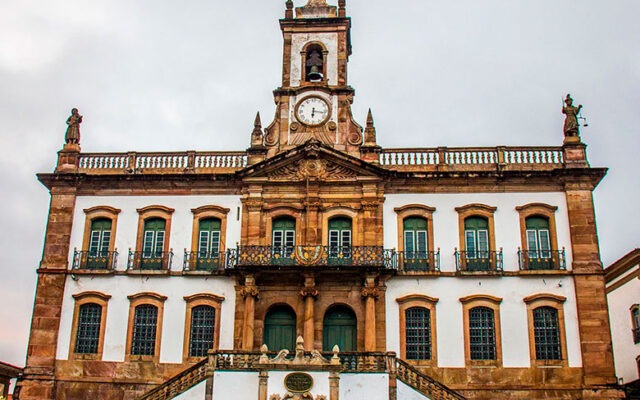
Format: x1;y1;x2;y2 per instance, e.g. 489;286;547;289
607;267;640;384
212;371;259;399
339;373;389;400
290;33;338;87
68;195;242;271
268;371;330;399
386;275;582;368
383;193;572;273
397;380;431;400
56;275;236;363
173;380;206;400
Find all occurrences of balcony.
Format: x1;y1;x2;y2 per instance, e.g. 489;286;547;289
225;246;397;270
633;327;640;344
72;249;118;271
183;251;223;272
455;249;503;273
518;249;566;270
397;250;440;273
127;250;173;271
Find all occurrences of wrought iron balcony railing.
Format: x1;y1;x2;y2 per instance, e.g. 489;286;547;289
455;249;503;272
183;250;223;272
127;249;173;271
633;327;640;344
518;248;566;270
398;250;440;272
72;249;118;270
225;245;397;269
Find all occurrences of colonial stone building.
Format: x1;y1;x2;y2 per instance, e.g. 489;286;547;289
606;249;640;398
17;1;623;399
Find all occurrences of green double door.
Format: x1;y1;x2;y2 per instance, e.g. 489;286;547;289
322;306;356;352
263;305;357;353
264;306;296;352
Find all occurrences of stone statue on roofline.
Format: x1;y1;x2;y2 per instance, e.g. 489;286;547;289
562;94;582;138
65;108;82;145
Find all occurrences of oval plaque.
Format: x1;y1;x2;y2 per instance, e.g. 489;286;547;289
284;372;314;393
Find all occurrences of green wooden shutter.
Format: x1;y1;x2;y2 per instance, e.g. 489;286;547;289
328;217;352;259
89;218;112;256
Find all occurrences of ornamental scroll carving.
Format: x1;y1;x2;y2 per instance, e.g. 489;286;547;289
269;159;357;181
361;287;380;299
240;286;259;299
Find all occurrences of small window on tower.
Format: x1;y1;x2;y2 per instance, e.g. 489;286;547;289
305;44;324;82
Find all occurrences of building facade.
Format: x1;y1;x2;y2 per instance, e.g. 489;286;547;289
17;1;623;399
606;249;640;398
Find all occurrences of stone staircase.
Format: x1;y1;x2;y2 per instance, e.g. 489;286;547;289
137;358;208;400
136;351;466;400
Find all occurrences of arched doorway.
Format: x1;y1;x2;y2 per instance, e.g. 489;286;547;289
264;305;296;352
323;305;357;351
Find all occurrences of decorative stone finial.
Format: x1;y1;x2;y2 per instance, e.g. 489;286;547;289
285;0;294;19
363;108;377;146
251;111;264;147
338;0;346;17
65;108;82;145
331;345;340;364
562;94;583;140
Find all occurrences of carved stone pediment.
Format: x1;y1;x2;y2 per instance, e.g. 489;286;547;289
240;140;385;182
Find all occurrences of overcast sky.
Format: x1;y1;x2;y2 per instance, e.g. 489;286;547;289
0;0;638;367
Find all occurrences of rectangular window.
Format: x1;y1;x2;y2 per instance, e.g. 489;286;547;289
189;306;216;357
533;307;561;360
131;305;158;356
465;230;476;258
405;308;431;360
469;307;496;360
75;304;102;354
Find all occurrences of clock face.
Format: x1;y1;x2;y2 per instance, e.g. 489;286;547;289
296;96;330;126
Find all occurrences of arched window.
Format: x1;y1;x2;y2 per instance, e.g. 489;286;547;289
74;303;102;354
328;217;352;260
189;305;216;357
468;306;496;360
141;218;166;269
196;218;221;270
272;217;296;262
305;44;324;82
532;306;561;360
323;305;357;352
131;304;159;356
87;218;112;269
264;305;296;352
405;307;431;360
526;216;551;267
403;217;429;271
464;217;490;271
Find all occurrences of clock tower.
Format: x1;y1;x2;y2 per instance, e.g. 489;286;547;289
261;0;365;159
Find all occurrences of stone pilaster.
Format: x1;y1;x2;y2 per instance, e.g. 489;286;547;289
241;275;259;350
300;275;319;351
565;185;617;387
329;371;340;400
362;275;379;352
20;186;77;400
258;370;269;400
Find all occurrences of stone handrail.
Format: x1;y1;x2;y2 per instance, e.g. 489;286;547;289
137;358;208;400
380;146;564;169
77;151;247;173
395;358;467;400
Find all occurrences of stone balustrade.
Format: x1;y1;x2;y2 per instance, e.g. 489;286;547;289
69;146;565;175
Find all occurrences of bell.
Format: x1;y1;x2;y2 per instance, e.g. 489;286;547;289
307;65;323;82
